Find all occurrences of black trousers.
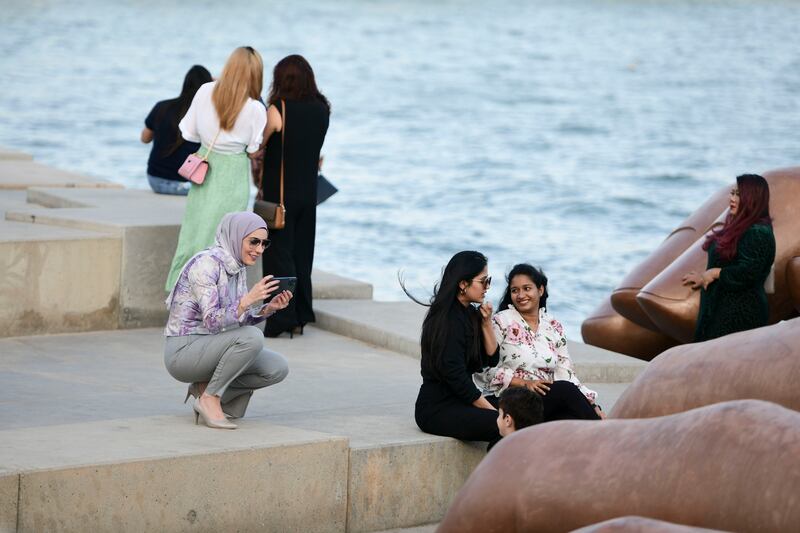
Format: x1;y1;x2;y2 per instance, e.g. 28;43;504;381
262;199;316;336
416;395;502;449
539;381;600;421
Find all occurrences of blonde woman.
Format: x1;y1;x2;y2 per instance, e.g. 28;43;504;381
165;46;267;291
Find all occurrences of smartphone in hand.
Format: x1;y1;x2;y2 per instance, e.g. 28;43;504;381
264;276;297;303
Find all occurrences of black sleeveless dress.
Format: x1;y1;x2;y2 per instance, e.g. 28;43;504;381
259;98;330;336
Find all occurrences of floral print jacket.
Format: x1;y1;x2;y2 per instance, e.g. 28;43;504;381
472;306;597;402
164;248;265;337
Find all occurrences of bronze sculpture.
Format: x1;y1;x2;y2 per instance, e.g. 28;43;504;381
582;167;800;359
437;400;800;533
611;318;800;418
571;516;726;532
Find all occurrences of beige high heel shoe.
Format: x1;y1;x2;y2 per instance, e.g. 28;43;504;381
183;383;202;404
193;398;237;430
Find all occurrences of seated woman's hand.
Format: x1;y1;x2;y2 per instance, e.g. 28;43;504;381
479;302;493;323
511;377;552;395
261;290;293;316
525;379;552;396
681;271;704;290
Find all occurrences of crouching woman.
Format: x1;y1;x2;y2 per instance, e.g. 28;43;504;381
164;212;292;429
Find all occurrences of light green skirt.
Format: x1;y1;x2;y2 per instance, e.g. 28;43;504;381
165;147;250;292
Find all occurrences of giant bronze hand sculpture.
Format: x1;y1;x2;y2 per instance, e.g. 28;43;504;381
437;400;800;533
582;167;800;360
611;318;800;419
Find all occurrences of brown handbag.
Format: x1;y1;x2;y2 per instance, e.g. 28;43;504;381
254;100;286;229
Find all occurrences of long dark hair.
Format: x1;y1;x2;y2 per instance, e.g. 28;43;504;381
267;54;331;111
402;251;487;379
162;65;213;156
703;174;771;261
498;264;549;312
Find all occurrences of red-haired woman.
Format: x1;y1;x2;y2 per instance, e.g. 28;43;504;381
682;174;776;342
256;55;330;337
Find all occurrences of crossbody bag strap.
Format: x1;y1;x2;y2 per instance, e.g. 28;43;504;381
279;99;285;207
202;129;221;161
254;103;285;202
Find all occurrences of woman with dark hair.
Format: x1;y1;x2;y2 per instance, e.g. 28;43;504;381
256;54;330;338
682;174;775;341
141;65;213;195
473;264;603;421
406;251;502;448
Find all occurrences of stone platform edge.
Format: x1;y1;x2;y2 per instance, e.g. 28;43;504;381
0;416;484;533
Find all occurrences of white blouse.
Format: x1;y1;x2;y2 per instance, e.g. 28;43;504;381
179;81;266;154
473;306;597;402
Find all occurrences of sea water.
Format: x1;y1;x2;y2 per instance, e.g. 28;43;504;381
2;0;799;337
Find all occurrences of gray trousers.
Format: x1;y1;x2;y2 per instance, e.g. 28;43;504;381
164;326;289;418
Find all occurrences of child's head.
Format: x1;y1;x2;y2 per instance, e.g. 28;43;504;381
497;386;544;437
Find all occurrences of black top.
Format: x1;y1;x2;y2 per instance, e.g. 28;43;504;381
418;304;496;406
260;99;330;206
145;100;199;182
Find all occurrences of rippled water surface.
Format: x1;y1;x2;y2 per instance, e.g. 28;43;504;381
2;0;799;337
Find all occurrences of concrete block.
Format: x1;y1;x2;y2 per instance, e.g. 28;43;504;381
0;474;18;533
313;269;373;300
119;224;180;328
0;223;121;337
26;188;94;208
314;301;425;358
347;440;485;533
569;342;647;383
9;417;349;533
0;161;121;190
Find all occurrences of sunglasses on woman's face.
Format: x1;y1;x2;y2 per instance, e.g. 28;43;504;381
472;276;492;288
247;237;270;249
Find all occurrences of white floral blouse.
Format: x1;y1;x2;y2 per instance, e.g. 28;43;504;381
472;306;597;402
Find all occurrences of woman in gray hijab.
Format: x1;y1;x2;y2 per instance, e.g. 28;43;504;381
164;211;292;429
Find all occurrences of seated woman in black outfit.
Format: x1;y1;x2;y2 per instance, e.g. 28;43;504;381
405;251;502;448
141;65;213;195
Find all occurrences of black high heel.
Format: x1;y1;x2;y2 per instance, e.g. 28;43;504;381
289;325;304;339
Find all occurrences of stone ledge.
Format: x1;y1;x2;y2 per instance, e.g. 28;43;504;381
348;439;484;533
314;300;645;382
1;416;349;533
0;160;122;190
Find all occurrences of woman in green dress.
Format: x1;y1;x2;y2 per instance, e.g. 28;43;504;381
682;174;775;342
165;46;268;291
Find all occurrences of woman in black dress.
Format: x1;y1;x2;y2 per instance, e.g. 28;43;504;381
257;55;330;337
682;174;775;341
405;251;502;449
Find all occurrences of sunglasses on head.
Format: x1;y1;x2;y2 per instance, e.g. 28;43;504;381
247;237;270;249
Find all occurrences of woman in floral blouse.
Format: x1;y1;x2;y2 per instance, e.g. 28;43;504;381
164;212;293;429
473;264;603;421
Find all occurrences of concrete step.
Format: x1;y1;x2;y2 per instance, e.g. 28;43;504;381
0;160;122;189
1;187;372;337
0;218;121;337
314;300;646;382
1;417;349;532
0;326;505;532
